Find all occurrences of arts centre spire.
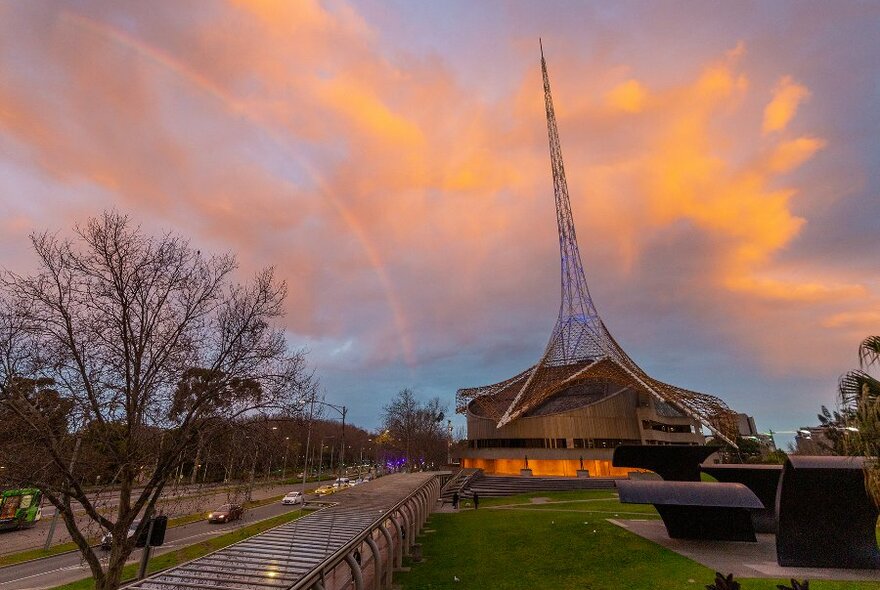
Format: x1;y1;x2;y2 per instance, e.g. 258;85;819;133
458;44;738;446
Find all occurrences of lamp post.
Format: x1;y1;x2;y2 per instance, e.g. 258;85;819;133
297;394;347;492
313;401;347;478
317;435;335;483
447;419;453;465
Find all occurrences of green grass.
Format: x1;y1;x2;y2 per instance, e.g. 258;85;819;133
501;498;660;517
0;543;82;569
48;508;309;590
472;489;618;508
397;490;880;590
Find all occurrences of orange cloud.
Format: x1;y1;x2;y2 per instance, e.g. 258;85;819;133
763;76;811;134
766;136;826;173
606;79;648;113
823;310;880;329
557;48;846;304
0;3;874;381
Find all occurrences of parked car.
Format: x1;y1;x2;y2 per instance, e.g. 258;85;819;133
281;491;303;505
100;519;140;550
207;504;243;524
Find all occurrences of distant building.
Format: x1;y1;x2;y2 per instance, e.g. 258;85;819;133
737;413;758;437
736;413;776;452
794;427;835;455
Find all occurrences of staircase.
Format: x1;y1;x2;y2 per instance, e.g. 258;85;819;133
462;474;616;498
440;468;481;503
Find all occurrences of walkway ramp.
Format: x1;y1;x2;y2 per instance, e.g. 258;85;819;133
129;472;440;590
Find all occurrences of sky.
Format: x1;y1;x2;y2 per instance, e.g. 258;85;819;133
1;1;879;446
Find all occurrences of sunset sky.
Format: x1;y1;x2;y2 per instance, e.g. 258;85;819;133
1;1;878;444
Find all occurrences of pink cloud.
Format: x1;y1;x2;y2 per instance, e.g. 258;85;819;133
0;0;875;394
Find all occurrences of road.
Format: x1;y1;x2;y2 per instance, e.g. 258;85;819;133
0;478;334;556
0;485;325;590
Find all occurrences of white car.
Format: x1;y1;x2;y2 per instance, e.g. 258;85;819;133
281;491;304;505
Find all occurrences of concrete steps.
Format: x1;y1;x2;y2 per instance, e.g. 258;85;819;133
462;474;617;498
440;468;480;501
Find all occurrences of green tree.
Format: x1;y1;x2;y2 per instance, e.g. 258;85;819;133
838;336;880;503
816;405;856;455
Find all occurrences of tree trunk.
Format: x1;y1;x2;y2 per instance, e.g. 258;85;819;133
190;442;202;485
96;553;128;590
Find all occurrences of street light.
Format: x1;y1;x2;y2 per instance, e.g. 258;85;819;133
310;400;347;478
317;435;336;483
295;393;348;496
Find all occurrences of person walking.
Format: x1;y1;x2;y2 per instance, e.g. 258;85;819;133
452;491;459;510
473;492;479;510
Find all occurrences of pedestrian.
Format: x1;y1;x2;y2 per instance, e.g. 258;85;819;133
452;491;459;510
473;492;479;510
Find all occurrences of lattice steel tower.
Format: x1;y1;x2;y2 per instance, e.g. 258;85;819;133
459;43;738;446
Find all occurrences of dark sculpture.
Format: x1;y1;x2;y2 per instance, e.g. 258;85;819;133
613;445;718;481
702;464;782;533
776;455;880;569
618;480;763;542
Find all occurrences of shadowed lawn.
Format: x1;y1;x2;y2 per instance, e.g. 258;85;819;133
467;488;619;508
397;490;880;590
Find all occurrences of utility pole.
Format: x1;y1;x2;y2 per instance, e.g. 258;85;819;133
136;518;156;580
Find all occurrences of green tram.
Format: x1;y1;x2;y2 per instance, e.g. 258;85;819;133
0;488;42;530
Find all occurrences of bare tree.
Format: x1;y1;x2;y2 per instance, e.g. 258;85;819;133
382;388;447;470
0;211;312;590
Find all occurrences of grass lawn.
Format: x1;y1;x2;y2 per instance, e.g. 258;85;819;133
48;507;308;590
396;491;880;590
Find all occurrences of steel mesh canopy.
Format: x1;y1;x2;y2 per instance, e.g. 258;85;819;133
457;44;739;446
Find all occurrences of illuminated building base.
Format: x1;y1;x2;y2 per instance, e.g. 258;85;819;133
460;457;635;478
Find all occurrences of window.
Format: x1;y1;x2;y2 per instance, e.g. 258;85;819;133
641;420;692;434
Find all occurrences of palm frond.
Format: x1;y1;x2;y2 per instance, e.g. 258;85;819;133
839;370;880;408
859;336;880;370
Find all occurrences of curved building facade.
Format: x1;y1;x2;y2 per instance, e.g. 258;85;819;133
462;380;704;476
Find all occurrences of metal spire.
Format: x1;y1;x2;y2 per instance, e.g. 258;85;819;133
539;38;608;366
460;43;738;446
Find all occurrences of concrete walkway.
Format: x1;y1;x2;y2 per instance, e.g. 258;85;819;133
610;519;880;582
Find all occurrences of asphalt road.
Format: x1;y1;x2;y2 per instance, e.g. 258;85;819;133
0;478;335;556
0;492;314;590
